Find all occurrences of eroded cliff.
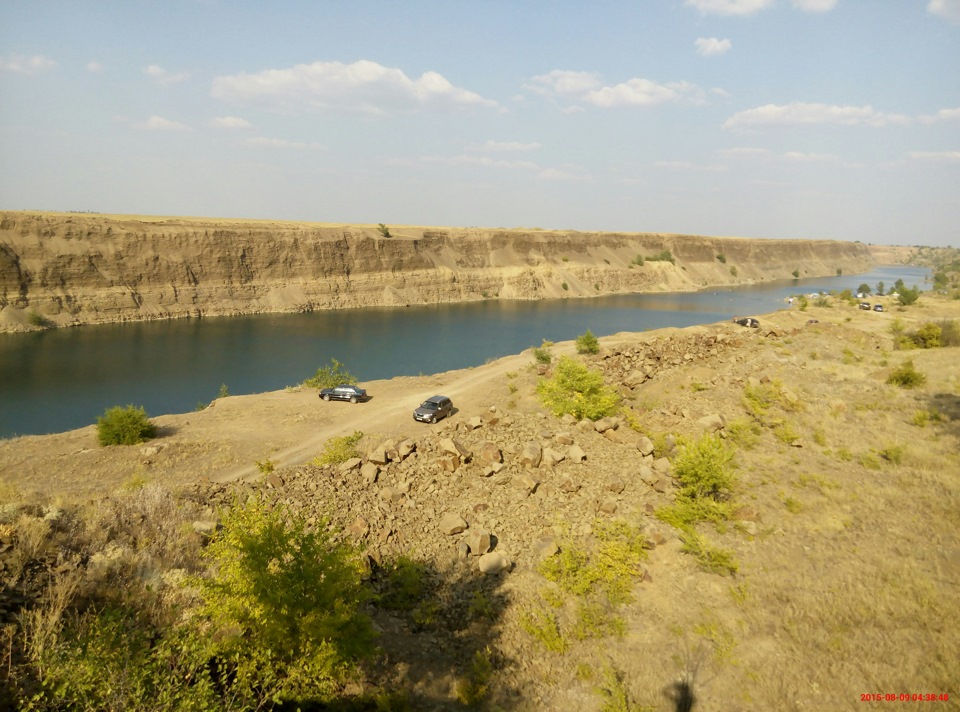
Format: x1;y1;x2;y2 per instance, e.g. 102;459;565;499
0;211;874;331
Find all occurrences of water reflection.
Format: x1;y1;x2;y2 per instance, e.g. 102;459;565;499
0;265;929;437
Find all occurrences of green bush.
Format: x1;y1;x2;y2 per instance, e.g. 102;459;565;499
647;250;674;264
302;358;357;389
938;319;960;346
312;431;363;466
716;253;726;263
887;360;926;389
672;433;736;502
377;223;391;237
562;281;569;291
898;285;921;306
96;405;156;446
729;266;738;277
536;356;620;420
792;269;800;279
533;339;553;364
196;496;376;705
576;329;600;355
909;322;942;349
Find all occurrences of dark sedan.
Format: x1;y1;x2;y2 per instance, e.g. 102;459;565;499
319;385;368;403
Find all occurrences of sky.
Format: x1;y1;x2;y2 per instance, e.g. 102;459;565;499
1;1;958;247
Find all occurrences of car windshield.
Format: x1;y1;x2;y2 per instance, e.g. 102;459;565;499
420;401;438;409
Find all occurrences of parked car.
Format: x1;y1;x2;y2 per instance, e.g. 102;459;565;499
414;395;453;423
873;304;884;312
319;384;367;403
859;302;872;310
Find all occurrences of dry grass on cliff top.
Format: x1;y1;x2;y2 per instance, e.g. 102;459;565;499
1;295;958;711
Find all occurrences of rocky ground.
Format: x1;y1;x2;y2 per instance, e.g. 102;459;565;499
1;294;958;711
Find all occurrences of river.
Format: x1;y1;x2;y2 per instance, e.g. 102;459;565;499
0;265;929;438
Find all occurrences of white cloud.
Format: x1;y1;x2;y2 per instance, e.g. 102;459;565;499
212;60;500;116
133;116;192;131
724;102;912;129
525;70;602;97
246;137;324;150
684;0;773;16
144;64;190;86
653;160;725;172
422;155;540;171
537;167;592;181
905;151;960;163
472;140;541;152
927;0;960;24
919;106;960;124
782;151;839;162
695;38;732;57
791;0;838;12
209;116;252;129
86;61;103;73
0;54;56;75
584;79;705;108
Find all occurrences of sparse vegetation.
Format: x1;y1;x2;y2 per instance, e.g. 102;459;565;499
575;329;600;355
302;358;357;390
716;253;726;263
312;430;364;465
646;249;675;264
562;281;569;291
536;356;620;420
96;405;156;446
792;269;800;279
532;339;554;364
886;360;926;389
377;223;391;238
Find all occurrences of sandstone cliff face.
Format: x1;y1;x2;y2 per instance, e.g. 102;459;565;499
0;212;874;331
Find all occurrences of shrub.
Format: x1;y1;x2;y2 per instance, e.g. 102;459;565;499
909;322;941;349
302;358;357;389
26;310;51;328
536;356;620;420
217;383;229;398
792;269;800;279
647;250;674;264
938;319;960;346
898;285;921;305
887;360;926;389
196;496;376;705
716;253;726;263
312;431;363;465
672;433;736;502
96;405;156;446
377;223;391;237
575;329;600;355
562;281;569;291
630;254;644;267
729;266;738;277
533;339;553;364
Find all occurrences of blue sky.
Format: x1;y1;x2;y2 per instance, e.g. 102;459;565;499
1;0;958;246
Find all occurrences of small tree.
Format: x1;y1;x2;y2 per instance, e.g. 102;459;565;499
536;356;620;420
898;286;921;306
303;358;357;389
876;281;885;296
377;223;391;238
857;283;872;296
575;329;600;355
96;405;156;446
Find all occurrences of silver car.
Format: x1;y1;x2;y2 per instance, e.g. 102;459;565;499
413;395;453;423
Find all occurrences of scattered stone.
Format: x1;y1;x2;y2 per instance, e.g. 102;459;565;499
437;454;460;472
348;516;369;538
360;462;379;486
697;414;725;432
559;477;581;493
653;479;670;494
554;431;574;445
593;417;618;433
466;529;492;556
467;416;484;430
542;448;565;467
477;441;503;465
266;473;284;489
567;445;586;463
653;457;672;475
533;536;559;561
379;486;403;503
339;457;362;473
397;439;416;460
478;552;510;575
367;446;389;465
520;442;542;468
439;438;471;460
603;428;622;443
639;466;658;486
457;541;471;560
513;473;540;495
607;477;626;494
439;512;468;535
636;436;655;457
598;498;618;515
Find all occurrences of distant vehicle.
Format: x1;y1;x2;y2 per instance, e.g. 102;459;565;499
733;317;759;328
319;384;367;403
414;395;453;423
873;304;884;312
859;302;872;311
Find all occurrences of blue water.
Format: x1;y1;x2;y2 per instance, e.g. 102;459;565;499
0;265;929;438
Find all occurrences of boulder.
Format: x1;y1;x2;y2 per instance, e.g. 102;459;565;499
533;536;560;561
339;457;362;473
439;438;471;460
520;442;542;469
367;446;389;465
467;416;484;430
636;436;655;457
466;529;492;556
593;417;618;433
478;552;511;575
559;477;581;493
554;431;574;445
360;462;379;486
567;445;586;463
439;512;468;536
477;440;503;464
697;414;725;432
437;454;460;472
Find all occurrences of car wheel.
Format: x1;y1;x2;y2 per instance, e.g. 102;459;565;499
322;394;330;401
350;396;358;404
430;416;437;424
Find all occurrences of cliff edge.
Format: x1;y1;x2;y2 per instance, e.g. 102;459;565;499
0;211;874;331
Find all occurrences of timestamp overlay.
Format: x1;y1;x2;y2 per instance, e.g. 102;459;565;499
860;693;950;703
